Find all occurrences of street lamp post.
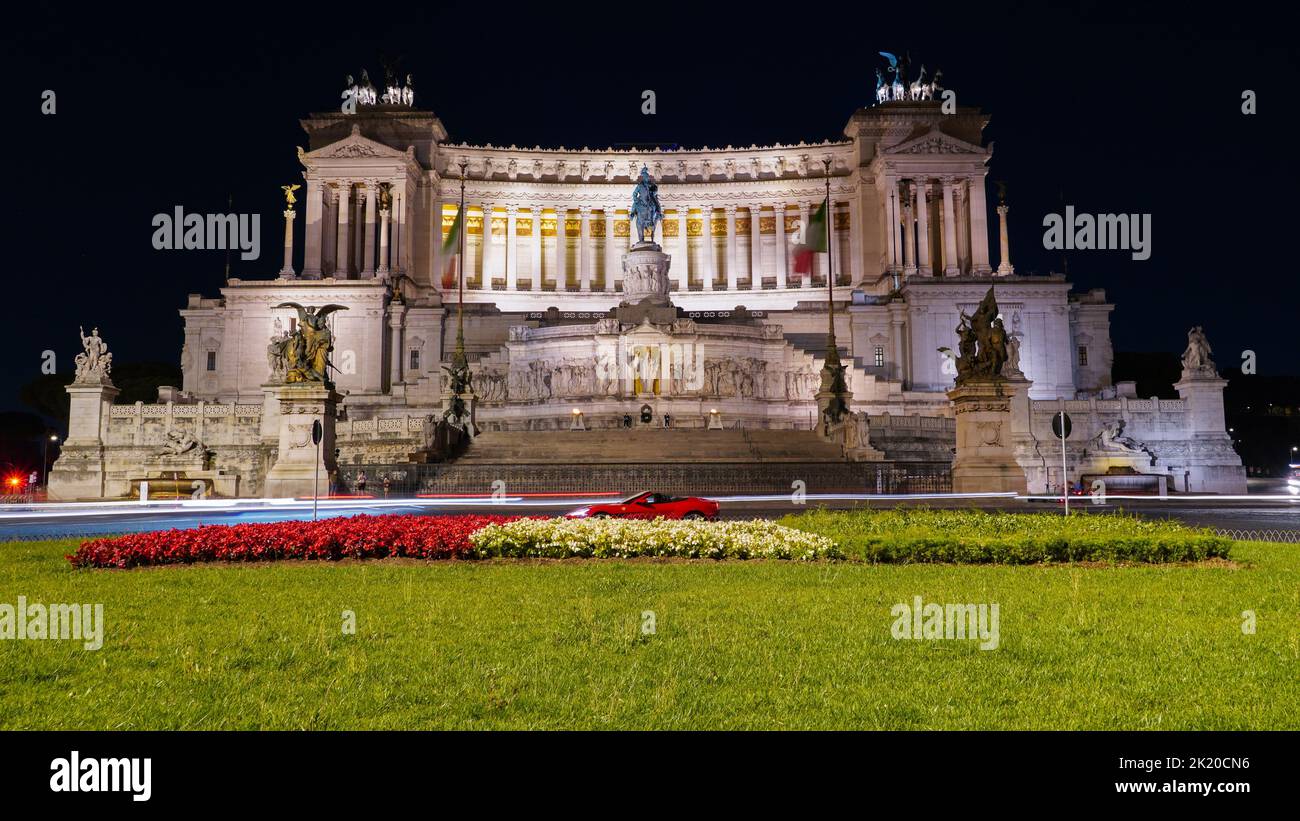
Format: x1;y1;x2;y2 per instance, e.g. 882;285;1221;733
42;434;58;488
817;156;850;428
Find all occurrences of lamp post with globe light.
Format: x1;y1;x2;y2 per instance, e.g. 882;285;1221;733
42;434;58;489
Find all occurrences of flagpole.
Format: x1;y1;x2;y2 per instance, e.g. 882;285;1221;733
453;161;468;372
823;157;835;353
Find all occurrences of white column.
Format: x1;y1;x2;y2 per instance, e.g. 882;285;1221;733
388;304;406;386
902;185;917;277
847;193;863;286
701;205;715;290
361;182;377;277
279;209;296;277
552;208;565;290
955;184;971;274
429;187;442;291
530;205;543;291
505;204;519;291
883;179;899;272
942;178;960;276
353;188;366;274
303;179;323;278
775;203;788;288
970;175;993;274
798;202;811;289
675;208;689;291
997;203;1015;275
378;205;391;279
604;209;617;292
480;202;494;288
394;189;406;273
578;206;592;292
402;186;413;275
915;179;932;276
335;183;351;278
724;205;738;290
748;205;763;288
321;187;336;275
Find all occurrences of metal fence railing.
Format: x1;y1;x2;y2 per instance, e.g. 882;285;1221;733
334;462;953;498
1213;529;1300;544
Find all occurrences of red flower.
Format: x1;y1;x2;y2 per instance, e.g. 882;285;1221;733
66;514;530;569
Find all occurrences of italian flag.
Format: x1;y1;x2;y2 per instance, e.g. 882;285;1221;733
792;198;827;274
440;208;464;290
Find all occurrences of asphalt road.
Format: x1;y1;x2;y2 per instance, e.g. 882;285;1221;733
1;491;1298;541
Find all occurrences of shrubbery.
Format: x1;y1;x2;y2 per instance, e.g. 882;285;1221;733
68;508;1234;569
780;508;1232;564
469;517;841;561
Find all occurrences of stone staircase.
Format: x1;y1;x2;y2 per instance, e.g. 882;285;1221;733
783;332;870;372
453;428;847;465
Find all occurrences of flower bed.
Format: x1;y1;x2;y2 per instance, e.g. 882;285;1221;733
781;508;1233;564
469;517;841;561
67;514;526;568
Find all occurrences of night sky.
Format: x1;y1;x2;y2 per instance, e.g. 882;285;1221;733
6;2;1297;413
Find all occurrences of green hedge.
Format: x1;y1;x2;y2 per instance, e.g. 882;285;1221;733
780;508;1233;564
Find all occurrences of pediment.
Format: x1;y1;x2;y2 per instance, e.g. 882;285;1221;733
885;128;985;156
303;129;409;162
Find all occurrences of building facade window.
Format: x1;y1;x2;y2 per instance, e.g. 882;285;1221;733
1077;346;1088;366
409;349;420;372
206;351;217;371
874;346;885;368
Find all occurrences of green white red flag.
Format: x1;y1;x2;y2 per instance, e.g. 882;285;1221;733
440;209;464;289
792;198;828;274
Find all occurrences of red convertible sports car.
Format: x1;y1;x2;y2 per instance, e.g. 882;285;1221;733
568;491;719;521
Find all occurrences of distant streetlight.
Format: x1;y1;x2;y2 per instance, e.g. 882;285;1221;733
41;433;58;491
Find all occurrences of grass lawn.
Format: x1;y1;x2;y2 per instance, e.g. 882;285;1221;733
2;536;1298;730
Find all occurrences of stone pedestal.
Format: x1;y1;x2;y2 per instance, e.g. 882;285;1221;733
48;380;119;500
948;378;1028;494
1172;372;1247;494
617;242;678;325
441;392;479;439
263;384;340;498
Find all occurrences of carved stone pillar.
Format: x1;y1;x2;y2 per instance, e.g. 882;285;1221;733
675;208;690;291
377;205;391;279
799;202;812;288
361;182;377;278
997;203;1014;275
479;201;494;288
701;205;715;291
775;203;788;288
955;184;971;274
302;179;323;278
388;302;406;385
578;206;592;292
530;204;543;291
724;205;738;290
915;179;932;276
748;205;763;288
335;183;351;278
970;175;993;274
942;178;960;276
280;208;296;278
353;187;366;274
604;209;618;292
551;207;565;290
902;183;917;278
505;204;519;291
